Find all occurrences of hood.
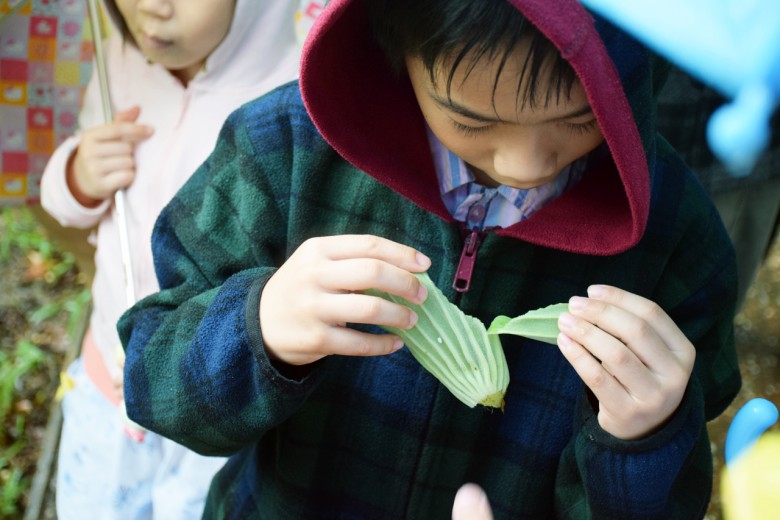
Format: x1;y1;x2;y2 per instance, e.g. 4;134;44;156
300;0;662;255
199;0;300;90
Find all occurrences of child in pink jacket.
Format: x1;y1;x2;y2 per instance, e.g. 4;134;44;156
40;0;299;518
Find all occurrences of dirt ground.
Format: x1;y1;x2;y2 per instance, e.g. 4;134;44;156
704;237;780;519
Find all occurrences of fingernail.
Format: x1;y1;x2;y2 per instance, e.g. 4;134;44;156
558;312;576;330
587;285;607;299
408;310;418;328
416;252;431;269
392;339;404;352
568;296;587;311
557;333;573;351
416;284;428;303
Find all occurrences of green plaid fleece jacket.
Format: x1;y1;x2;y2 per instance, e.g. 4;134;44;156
118;82;739;519
118;1;741;517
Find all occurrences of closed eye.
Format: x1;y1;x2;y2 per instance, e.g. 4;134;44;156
563;118;599;135
451;119;493;137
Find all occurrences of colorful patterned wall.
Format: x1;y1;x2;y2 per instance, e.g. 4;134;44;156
0;0;97;205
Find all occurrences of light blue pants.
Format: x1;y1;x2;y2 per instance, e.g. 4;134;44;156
56;359;227;520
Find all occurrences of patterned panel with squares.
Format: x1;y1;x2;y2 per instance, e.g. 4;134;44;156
0;0;96;204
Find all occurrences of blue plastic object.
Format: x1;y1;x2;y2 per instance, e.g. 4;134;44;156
579;0;780;174
724;398;779;465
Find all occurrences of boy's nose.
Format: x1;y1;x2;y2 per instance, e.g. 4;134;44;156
493;139;554;185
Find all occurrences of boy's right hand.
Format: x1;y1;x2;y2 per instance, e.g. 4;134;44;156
259;235;431;366
68;106;153;206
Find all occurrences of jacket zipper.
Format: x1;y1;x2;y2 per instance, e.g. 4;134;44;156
453;226;486;293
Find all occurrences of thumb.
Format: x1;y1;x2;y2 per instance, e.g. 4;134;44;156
452;483;493;520
114;105;141;123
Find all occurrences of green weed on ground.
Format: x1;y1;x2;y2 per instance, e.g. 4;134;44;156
0;207;89;518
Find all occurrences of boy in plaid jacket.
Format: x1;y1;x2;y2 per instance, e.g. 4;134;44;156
119;1;740;518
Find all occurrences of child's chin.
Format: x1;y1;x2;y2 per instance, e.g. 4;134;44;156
497;178;548;190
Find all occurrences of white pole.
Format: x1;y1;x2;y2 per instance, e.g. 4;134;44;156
85;0;136;308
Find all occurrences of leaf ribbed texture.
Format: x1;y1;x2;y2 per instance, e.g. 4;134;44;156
366;272;509;409
487;303;569;345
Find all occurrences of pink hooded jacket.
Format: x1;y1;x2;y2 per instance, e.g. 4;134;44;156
41;0;300;383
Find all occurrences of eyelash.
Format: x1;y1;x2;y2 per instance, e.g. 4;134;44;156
564;119;599;135
451;118;599;137
451;120;492;137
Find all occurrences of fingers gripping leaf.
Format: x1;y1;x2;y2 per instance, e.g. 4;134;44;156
366;273;508;409
367;273;568;410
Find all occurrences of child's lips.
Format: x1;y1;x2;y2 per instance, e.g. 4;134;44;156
140;32;173;50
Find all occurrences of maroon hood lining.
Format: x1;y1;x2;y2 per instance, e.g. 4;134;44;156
300;0;650;255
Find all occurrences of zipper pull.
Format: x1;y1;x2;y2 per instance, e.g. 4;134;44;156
453;227;483;293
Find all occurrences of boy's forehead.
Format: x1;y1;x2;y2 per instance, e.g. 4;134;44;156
419;48;589;124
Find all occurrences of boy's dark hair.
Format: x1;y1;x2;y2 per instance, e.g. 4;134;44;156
102;0;135;47
367;0;578;110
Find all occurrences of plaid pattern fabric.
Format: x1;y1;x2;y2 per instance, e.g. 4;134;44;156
657;67;780;195
118;83;739;519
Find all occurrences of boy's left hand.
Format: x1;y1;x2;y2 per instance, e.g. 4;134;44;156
452;483;493;520
556;285;695;440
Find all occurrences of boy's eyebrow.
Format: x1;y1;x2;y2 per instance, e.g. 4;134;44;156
430;92;594;123
431;93;505;123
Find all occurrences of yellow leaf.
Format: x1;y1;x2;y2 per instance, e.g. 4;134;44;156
54;371;75;401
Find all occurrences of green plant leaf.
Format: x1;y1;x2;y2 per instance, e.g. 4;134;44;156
487;303;569;345
368;273;570;409
366;272;509;409
29;302;62;324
